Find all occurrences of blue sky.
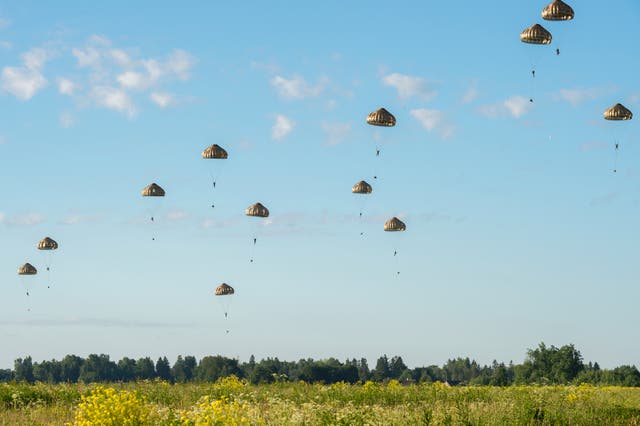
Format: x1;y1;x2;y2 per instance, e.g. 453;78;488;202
1;0;639;369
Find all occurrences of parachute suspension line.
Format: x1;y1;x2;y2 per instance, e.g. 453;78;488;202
249;236;257;264
529;65;536;104
613;141;620;174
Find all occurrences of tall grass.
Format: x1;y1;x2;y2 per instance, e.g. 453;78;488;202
1;379;639;425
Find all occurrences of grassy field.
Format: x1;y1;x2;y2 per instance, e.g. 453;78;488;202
2;378;640;425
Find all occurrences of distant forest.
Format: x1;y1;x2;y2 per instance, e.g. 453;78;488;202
2;343;639;386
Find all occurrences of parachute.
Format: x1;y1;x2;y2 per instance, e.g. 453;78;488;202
246;203;269;262
366;108;396;127
520;24;552;102
366;108;395;182
384;217;406;232
202;144;228;159
520;24;552;45
18;263;37;275
245;202;269;218
215;283;235;332
604;103;633;121
37;237;58;250
352;181;373;235
141;183;165;240
352;180;373;194
141;183;165;197
18;263;37;298
215;283;235;296
37;237;58;289
542;0;574;21
202;144;228;208
604;104;633;172
384;217;406;277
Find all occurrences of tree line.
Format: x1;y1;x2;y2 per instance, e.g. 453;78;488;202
1;343;639;386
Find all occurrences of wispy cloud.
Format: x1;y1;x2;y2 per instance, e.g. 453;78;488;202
580;140;608;152
59;111;75;128
272;114;295;140
0;317;195;328
0;135;6;145
150;92;173;108
462;80;479;104
0;41;11;50
270;75;326;100
1;47;52;100
478;96;532;119
321;122;351;146
59;211;103;225
382;73;437;101
553;87;615;106
91;85;136;117
67;35;195;116
57;77;77;95
166;209;189;221
2;212;46;227
410;108;454;139
250;60;281;74
590;192;619;207
0;17;10;29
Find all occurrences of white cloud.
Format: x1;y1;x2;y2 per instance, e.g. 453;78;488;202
150;92;173;108
462;80;479;104
504;96;531;118
117;70;145;89
272;114;295;140
1;47;51;100
4;213;46;227
382;73;437;101
0;212;4;222
166;210;189;221
164;50;195;80
72;46;101;68
410;108;455;139
57;77;76;95
270;75;325;100
1;66;47;100
553;87;613;106
59;111;75;128
109;48;131;67
321;122;351;146
91;86;136;117
478;96;532;119
59;211;103;225
0;135;6;144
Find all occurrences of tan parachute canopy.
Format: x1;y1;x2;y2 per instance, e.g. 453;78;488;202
384;217;406;232
215;283;235;296
202;144;228;159
366;108;396;127
542;0;574;21
18;263;37;275
37;237;58;250
245;202;269;218
141;183;165;197
352;180;373;194
604;103;633;121
520;24;552;45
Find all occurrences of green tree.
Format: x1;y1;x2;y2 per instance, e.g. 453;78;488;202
135;357;156;380
372;355;390;382
60;355;83;383
156;357;172;382
14;357;34;383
